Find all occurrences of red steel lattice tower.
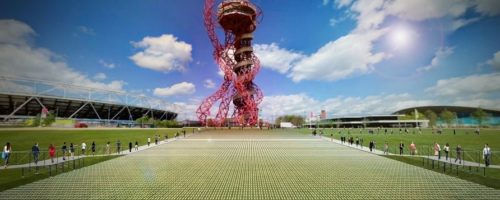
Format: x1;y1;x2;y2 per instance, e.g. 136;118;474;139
197;0;263;127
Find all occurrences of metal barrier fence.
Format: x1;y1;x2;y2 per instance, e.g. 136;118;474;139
1;143;141;167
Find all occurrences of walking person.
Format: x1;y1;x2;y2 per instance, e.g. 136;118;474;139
483;144;491;167
62;142;67;160
105;142;110;154
48;144;56;163
2;143;12;168
116;140;121;154
129;142;132;152
69;143;75;159
399;141;404;155
135;141;139;151
32;143;40;165
91;141;96;156
444;143;450;161
455;144;462;164
383;142;388;155
434;142;441;160
81;142;86;155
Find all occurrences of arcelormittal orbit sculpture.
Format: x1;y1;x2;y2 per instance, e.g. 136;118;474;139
196;0;263;126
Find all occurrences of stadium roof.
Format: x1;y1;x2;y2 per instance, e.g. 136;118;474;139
0;76;177;121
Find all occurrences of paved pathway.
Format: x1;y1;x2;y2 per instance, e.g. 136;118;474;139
319;136;500;169
1;130;499;199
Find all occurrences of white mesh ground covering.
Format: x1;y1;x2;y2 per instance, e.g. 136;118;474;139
1;130;499;199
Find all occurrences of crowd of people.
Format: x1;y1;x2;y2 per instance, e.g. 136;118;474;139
312;128;493;167
1;132;188;168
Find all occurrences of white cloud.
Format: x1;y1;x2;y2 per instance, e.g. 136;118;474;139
475;0;500;16
259;93;435;121
289;29;388;82
384;0;469;21
337;0;495;33
130;34;192;73
0;19;34;45
417;47;454;72
487;51;500;70
153;82;195;96
0;19;126;91
253;43;304;74
99;59;116;69
77;26;95;36
425;73;500;97
217;69;225;77
204;79;216;89
93;73;107;81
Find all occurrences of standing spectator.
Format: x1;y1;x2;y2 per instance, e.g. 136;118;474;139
409;142;416;155
383;142;389;155
444;143;450;161
369;141;374;152
483;144;491;167
183;130;186;138
81;142;87;155
129;142;132;152
2;142;11;168
48;144;56;163
69;143;75;159
455;144;462;164
453;129;456;135
135;141;138;151
434;142;441;160
155;135;158;145
475;128;480;135
62;142;67;161
360;138;364;149
355;137;359;147
32;143;40;165
91;141;96;156
399;141;404;155
105;142;110;154
330;133;333;141
116;140;121;154
147;137;151;147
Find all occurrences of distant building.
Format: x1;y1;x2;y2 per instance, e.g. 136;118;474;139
280;122;296;128
320;110;327;120
318;115;428;128
394;106;500;126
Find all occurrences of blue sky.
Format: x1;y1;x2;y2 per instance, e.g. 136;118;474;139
0;0;499;120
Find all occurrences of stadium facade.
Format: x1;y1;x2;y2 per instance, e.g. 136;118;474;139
315;115;428;128
0;76;177;127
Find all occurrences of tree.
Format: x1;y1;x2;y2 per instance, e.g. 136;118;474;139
42;111;56;127
440;109;457;127
472;107;490;127
424;110;438;127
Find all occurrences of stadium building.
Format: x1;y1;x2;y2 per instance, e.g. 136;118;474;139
0;76;177;127
315;115;428;128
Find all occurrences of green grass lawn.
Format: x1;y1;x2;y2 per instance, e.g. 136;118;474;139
0;128;186;165
384;155;500;189
0;155;121;192
296;127;500;163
